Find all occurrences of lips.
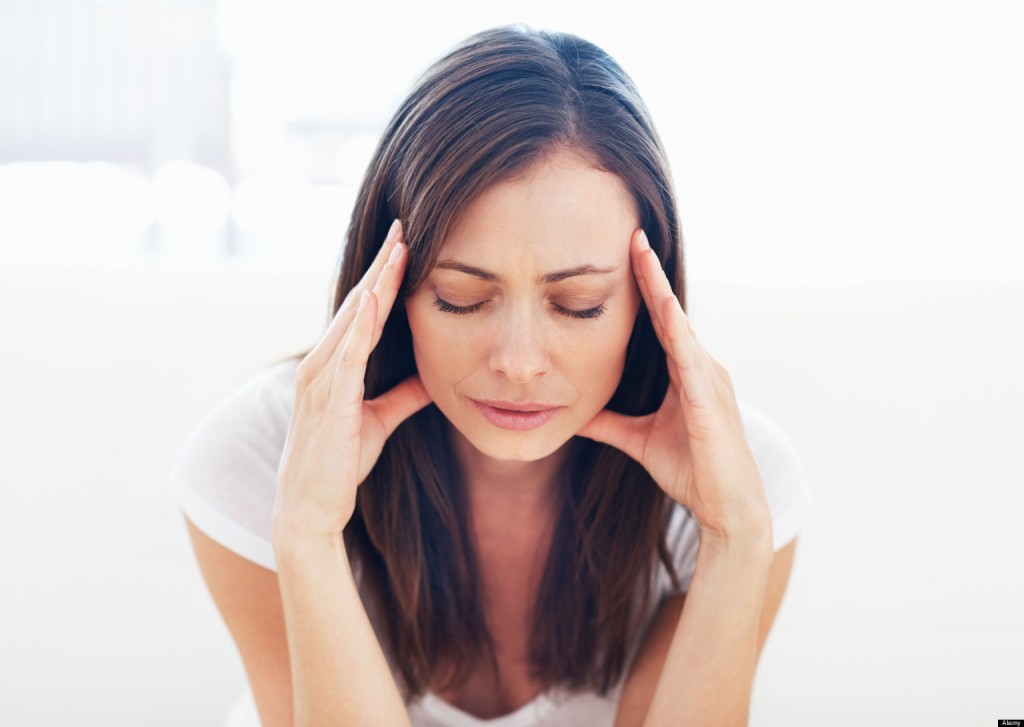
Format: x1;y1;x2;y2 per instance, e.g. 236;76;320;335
473;399;560;412
470;399;565;431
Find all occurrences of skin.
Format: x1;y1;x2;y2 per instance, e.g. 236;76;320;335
403;148;643;533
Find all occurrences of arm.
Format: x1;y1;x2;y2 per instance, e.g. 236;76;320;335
185;517;295;726
270;221;427;726
275;532;412;727
581;230;801;725
615;536;797;727
644;533;772;725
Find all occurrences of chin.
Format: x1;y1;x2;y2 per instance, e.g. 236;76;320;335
446;414;572;461
469;432;566;461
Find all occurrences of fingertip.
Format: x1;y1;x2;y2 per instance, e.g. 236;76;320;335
641;246;660;276
387;239;404;267
629;229;644;258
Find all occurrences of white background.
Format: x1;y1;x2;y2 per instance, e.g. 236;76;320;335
0;1;1022;725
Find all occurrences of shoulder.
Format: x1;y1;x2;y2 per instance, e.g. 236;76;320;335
735;395;802;475
734;395;815;551
168;357;303;571
172;357;300;479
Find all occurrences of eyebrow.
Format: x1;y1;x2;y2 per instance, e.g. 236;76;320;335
433;260;618;284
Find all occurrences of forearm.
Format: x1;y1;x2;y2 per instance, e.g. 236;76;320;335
275;534;412;727
642;529;774;727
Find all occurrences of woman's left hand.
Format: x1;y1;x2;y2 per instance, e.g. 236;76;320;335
576;229;772;546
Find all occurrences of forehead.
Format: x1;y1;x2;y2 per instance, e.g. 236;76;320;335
438;152;638;268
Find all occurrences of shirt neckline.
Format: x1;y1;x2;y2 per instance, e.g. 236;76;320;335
417;688;561;727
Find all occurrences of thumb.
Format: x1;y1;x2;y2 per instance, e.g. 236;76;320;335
368;374;434;438
576;408;651;465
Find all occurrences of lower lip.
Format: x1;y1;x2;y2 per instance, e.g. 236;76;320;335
471;400;564;431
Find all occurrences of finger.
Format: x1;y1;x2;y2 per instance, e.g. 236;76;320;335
632;230;678;350
633;230;714;408
631;230;682;393
366;373;434;438
330;289;379;409
303;220;403;376
324;219;403;370
327;225;405;377
356;219;404;305
660;295;713;408
368;238;407;350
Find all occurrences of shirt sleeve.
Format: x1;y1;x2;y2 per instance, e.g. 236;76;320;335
736;395;815;553
167;361;298;572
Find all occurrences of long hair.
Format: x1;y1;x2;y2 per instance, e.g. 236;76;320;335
272;25;689;700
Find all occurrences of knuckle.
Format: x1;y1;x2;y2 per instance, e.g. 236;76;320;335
300;376;330;410
295;358;318;387
714;362;735;390
338;342;365;370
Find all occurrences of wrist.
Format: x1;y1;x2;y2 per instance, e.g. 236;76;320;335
272;520;347;560
698;510;773;563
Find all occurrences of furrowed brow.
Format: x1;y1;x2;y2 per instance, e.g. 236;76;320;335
434;260;617;284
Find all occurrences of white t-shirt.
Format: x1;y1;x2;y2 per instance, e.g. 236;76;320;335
168;357;814;727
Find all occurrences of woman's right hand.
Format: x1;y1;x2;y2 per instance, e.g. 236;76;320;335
271;219;433;546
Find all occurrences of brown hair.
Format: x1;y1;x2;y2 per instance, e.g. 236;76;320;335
275;24;689;700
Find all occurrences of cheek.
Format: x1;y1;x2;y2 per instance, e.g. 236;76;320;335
411;314;473;360
405;303;435;366
564;313;637;387
406;300;476;382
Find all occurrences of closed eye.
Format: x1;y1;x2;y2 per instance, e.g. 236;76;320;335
432;296;606;320
560;303;606;320
432;297;481;316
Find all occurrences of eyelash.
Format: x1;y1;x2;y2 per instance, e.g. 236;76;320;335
432;296;607;320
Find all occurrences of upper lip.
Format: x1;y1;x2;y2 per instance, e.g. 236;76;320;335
473;398;562;412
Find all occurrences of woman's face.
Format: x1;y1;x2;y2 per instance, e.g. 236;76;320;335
404;149;643;463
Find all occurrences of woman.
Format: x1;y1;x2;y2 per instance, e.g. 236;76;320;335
170;25;812;727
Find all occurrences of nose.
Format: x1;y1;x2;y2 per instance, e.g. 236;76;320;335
489;303;550;383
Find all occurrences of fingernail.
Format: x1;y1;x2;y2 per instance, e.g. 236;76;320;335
387;218;401;240
358;290;370;311
639;230;650;250
387;241;403;266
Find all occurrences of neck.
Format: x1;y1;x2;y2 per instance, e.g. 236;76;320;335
450;426;571;529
